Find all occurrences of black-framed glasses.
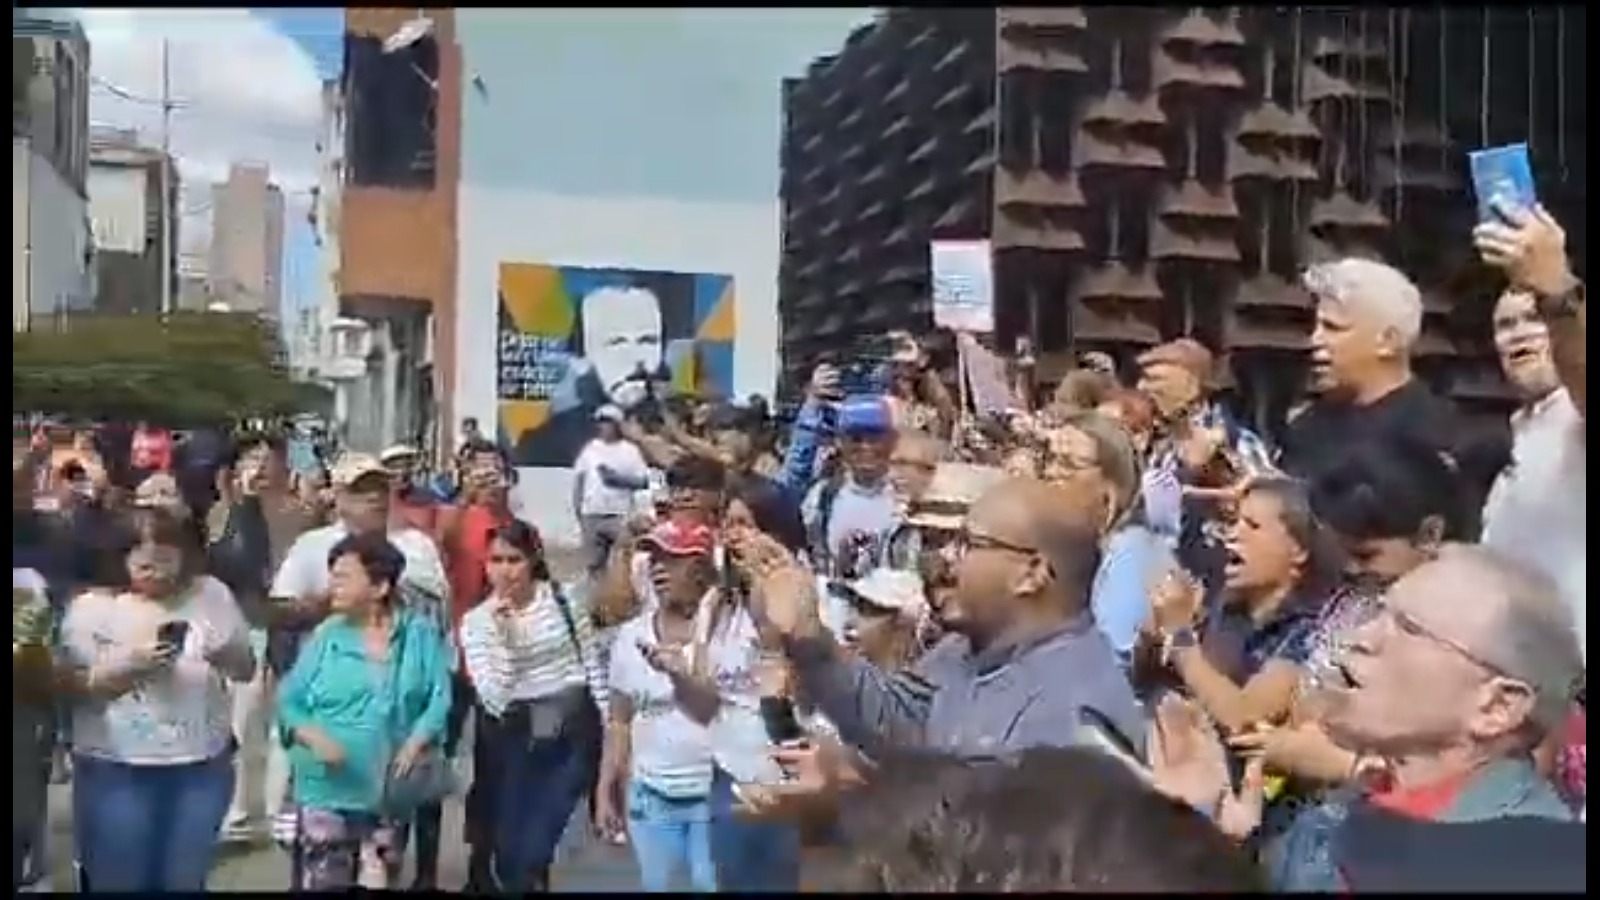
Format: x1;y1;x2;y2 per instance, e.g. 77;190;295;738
952;530;1037;558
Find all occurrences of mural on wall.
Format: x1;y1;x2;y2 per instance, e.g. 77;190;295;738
496;263;736;468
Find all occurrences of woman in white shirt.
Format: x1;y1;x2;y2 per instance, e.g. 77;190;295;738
59;510;256;891
594;518;801;892
458;520;607;892
593;520;733;892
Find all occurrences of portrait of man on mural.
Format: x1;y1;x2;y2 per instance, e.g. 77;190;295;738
506;269;699;468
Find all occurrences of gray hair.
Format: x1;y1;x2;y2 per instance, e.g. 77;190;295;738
1301;257;1423;348
1438;544;1583;731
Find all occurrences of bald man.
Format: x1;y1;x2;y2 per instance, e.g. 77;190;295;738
1280;259;1468;503
770;477;1144;758
1271;544;1579;890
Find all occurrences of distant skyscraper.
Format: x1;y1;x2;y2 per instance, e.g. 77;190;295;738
207;162;285;318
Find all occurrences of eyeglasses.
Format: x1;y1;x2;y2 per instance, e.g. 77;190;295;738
952;530;1037;558
1377;602;1516;681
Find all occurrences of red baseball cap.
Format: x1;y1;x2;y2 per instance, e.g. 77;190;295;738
639;520;715;558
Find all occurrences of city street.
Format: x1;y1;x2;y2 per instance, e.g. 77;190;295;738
43;748;644;892
41;547;646;892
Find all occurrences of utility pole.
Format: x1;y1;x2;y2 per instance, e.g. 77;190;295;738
158;38;174;316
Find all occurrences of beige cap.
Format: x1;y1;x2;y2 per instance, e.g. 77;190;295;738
378;443;420;464
904;463;1006;531
834;568;926;616
330;453;389;488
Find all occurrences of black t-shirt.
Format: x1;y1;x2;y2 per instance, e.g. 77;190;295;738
1280;379;1460;480
1280;379;1489;538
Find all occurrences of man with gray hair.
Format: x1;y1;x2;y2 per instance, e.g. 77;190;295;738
1266;544;1580;890
1280;258;1466;501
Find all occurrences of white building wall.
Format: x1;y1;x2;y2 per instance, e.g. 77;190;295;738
14;137;93;330
453;10;863;543
86;163;150;255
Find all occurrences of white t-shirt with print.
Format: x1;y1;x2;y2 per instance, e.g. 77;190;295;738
574;438;649;518
62;576;249;765
271;522;451;641
609;614;718;798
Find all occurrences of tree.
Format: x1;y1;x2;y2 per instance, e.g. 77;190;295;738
13;312;329;425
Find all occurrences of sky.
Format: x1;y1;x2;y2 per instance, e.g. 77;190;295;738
78;8;341;326
76;9;867;332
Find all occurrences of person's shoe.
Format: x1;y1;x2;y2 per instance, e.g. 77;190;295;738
220;816;257;843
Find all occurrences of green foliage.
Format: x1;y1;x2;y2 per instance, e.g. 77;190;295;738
13;312;330;426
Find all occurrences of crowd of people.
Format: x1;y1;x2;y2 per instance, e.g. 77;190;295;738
11;203;1585;892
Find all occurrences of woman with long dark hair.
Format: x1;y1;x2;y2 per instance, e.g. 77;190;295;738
458;521;607;891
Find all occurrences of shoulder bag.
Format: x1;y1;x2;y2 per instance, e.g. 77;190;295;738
504;586;602;745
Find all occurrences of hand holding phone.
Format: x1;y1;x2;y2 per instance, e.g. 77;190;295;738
157;619;190;651
759;695;807;744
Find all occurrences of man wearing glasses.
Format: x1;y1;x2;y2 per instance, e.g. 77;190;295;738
1266;545;1581;891
759;478;1143;759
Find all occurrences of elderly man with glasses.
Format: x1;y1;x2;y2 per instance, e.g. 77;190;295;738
1261;544;1581;891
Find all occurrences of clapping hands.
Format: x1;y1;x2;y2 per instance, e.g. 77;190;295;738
725;526;824;641
1148;695;1265;841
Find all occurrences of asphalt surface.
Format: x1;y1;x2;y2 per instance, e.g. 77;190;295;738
43;745;644;892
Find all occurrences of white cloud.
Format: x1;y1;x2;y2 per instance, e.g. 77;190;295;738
81;10;325;252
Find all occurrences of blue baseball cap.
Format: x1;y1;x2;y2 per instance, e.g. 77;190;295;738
838;394;894;437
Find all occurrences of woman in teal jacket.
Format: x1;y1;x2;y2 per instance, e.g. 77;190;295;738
277;532;452;890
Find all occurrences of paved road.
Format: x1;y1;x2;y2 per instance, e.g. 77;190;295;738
43;546;651;892
44;752;643;892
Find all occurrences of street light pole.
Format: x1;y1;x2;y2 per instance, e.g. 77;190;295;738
158;38;174;316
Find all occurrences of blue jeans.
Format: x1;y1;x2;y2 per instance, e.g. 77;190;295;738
708;768;801;892
482;720;594;891
627;779;716;892
73;749;235;891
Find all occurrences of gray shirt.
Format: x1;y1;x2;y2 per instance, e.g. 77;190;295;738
788;612;1146;758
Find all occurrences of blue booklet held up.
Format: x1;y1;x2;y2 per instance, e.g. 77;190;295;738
1467;143;1538;224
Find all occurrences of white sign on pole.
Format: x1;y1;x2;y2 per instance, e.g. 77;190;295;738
930;239;994;334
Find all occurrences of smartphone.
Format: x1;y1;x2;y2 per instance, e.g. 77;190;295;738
759;696;807;744
1468;143;1537;224
157;620;190;649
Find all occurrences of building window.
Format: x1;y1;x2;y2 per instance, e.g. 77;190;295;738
343;33;438;189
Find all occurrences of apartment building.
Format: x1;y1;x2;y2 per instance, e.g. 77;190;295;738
87;126;178;316
207;161;286;319
13;9;93;330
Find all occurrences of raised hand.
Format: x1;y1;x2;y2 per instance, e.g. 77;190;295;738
1473;204;1577;298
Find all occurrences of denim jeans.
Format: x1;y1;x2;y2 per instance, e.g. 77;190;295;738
481;717;594;891
627;780;716;892
708;768;801;892
73;748;235;891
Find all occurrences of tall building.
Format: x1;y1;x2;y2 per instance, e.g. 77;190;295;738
13;9;93;330
87;126;177;316
779;8;1586;425
208;161;286;318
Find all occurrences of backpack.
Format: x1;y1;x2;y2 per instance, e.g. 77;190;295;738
806;477;846;573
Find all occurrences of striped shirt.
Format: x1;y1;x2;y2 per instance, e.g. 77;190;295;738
458;584;609;719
